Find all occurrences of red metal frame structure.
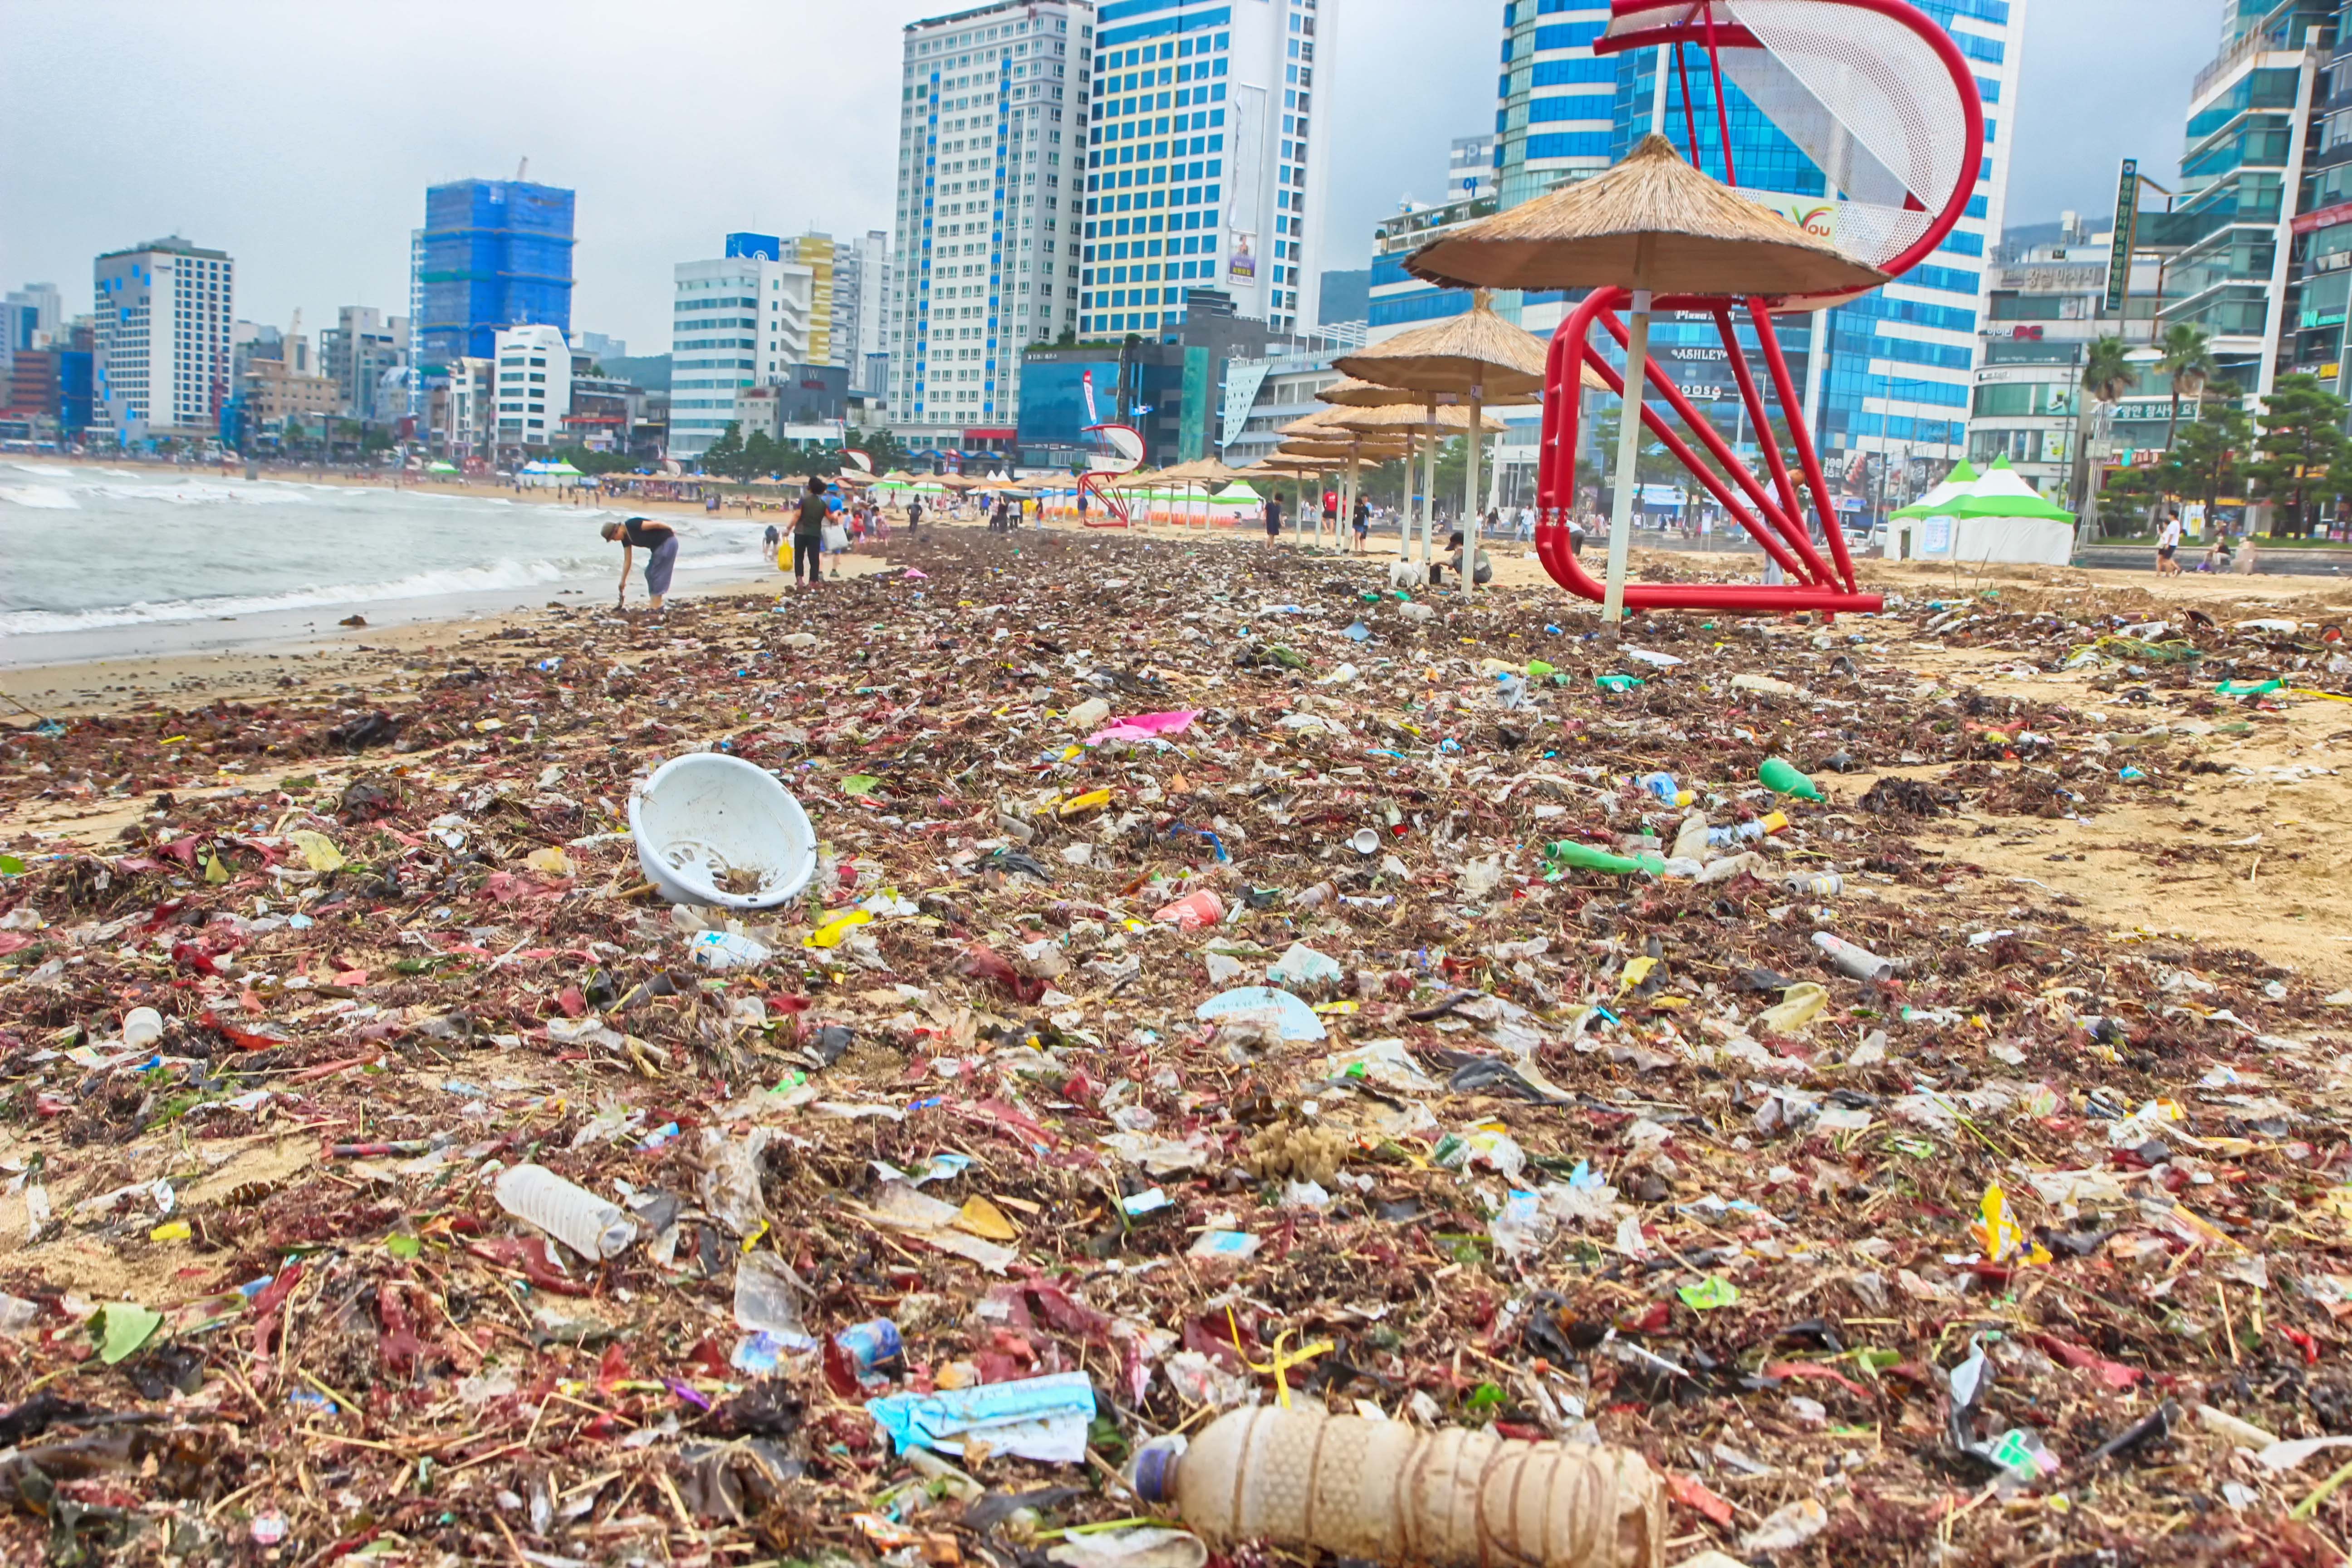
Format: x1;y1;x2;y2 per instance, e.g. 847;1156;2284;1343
1079;421;1143;527
1531;0;1985;614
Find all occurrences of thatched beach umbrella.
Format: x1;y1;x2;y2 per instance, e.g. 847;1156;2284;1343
1336;290;1563;596
1408;132;1886;627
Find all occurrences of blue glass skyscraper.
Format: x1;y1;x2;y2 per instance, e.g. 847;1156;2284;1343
417;179;576;370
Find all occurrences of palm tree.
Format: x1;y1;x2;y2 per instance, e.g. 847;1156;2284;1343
2074;335;2138;539
2156;323;2217;453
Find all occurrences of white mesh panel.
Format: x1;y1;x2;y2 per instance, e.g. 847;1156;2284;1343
1728;0;1969;224
1831;203;1935;271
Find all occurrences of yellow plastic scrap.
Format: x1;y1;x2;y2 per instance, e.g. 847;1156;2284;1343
955;1196;1021;1241
1758;982;1828;1035
1617;956;1659;994
289;830;346;873
1057;788;1113;819
524;846;574;877
1973;1182;2027;1263
805;909;875;949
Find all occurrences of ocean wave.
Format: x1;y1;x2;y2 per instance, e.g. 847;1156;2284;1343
0;485;82;510
0;555;604;635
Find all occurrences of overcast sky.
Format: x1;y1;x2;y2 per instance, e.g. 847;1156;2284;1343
0;0;2224;349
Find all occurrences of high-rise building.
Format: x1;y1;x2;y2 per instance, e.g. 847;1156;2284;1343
92;236;235;442
831;228;893;395
417;179;576;368
5;284;62;349
786;234;841;368
1447;133;1498;202
318;306;411;423
2156;0;2339;399
891;0;1089;432
492;323;572;451
1078;0;1338;339
668;249;816;458
1493;2;1616;209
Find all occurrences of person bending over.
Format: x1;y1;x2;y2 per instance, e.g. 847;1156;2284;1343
602;515;678;610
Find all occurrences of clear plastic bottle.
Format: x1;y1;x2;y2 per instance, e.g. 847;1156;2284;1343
1135;1405;1663;1568
494;1163;638;1260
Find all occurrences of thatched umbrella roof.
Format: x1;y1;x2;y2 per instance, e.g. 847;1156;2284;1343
1407;133;1889;299
1333;289;1552;398
1322;402;1509;436
1151;456;1247;487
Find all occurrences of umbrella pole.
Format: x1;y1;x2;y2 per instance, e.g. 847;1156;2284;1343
1396;433;1416;562
1603;289;1654;633
1464;392;1483;601
1420;407;1439;570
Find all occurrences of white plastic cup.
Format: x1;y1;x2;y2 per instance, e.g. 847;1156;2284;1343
1350;828;1381;855
495;1163;637;1260
122;1007;165;1051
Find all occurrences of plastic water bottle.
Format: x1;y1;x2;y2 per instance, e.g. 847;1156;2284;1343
495;1164;638;1260
1134;1405;1663;1568
689;930;773;970
1813;931;1894;982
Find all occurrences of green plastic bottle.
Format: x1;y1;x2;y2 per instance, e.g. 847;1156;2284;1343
1546;841;1665;876
1759;757;1824;801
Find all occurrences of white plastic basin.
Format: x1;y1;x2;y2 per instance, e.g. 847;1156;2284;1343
628;753;817;910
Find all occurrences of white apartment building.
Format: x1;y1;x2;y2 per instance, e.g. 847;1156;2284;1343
492;323;571;451
93;236;234;442
1079;0;1336;338
669;253;816;458
442;356;496;459
891;0;1089;432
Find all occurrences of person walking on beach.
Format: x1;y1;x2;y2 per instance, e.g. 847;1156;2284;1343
1352;494;1370;554
907;496;923;536
791;475;830;587
763;520;782;570
602;515;678;611
2156;511;2183;577
1264;492;1283;542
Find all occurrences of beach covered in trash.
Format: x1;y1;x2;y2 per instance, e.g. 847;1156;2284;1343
5;528;2352;1566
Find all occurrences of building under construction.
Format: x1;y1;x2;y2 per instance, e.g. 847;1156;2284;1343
416;178;575;371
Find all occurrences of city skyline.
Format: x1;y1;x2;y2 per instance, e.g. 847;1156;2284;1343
0;0;2218;353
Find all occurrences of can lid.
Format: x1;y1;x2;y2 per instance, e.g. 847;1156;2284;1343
1132;1445;1178;1504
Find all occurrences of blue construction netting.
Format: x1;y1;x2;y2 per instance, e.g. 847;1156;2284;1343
418;179;575;368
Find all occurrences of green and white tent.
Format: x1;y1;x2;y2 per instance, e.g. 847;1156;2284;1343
1886;456;2074;565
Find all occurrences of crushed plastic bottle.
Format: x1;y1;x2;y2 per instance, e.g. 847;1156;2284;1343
1705;812;1788;848
1134;1405;1663;1568
689;929;773;970
1782;871;1845;898
494;1163;638;1260
1636;772;1692;807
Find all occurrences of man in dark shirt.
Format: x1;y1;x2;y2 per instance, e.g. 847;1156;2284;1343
792;476;831;587
600;515;678;610
1264;493;1283;541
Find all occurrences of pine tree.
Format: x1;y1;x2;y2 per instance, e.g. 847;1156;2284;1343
2248;374;2350;539
701;421;745;477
